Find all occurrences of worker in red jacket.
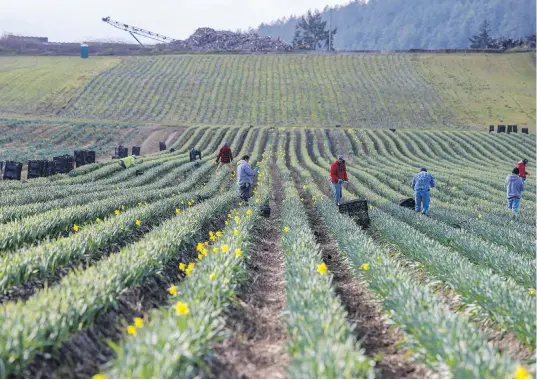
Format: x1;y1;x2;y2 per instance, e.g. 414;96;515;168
216;142;234;175
330;154;348;205
518;159;530;181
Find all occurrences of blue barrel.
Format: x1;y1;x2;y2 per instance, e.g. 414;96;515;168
80;44;89;59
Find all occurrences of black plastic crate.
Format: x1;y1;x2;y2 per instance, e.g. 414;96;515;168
3;161;22;180
489;125;494;132
522;128;529;134
497;125;506;133
159;142;167;151
115;145;128;159
399;197;415;209
27;160;46;179
86;150;96;164
74;150;86;168
338;199;370;229
53;155;74;174
132;146;141;156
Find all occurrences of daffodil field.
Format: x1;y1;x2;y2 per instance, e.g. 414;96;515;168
0;123;535;379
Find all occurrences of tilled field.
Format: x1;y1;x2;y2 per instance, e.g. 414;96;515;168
0;126;535;379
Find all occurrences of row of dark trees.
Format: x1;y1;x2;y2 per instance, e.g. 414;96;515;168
469;20;536;49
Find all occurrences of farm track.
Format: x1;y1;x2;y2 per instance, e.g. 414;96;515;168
211;156;288;379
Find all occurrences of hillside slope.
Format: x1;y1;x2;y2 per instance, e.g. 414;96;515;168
0;53;534;129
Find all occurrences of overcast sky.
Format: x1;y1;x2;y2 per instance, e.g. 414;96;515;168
0;0;349;43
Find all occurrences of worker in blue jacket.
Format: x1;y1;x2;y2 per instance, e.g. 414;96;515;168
411;167;436;215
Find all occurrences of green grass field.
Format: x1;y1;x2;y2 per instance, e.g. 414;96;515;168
0;53;534;129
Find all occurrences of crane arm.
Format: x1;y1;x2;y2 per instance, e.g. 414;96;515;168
102;17;177;46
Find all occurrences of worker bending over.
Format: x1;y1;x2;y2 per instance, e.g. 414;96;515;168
518;158;530;181
190;147;201;162
330;154;348;205
216;142;234;175
237;155;259;203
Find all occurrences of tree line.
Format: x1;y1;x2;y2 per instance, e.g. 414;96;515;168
257;0;536;50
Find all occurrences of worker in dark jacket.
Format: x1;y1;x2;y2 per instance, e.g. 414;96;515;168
506;167;525;215
330;155;348;205
517;159;530;181
216;142;234;175
411;167;436;214
189;147;201;162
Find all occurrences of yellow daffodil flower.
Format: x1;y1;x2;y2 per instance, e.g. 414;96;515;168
221;244;229;253
175;302;190;316
514;365;532;379
127;325;137;336
73;224;79;232
134;317;143;328
209;273;216;280
235;248;242;257
168;285;177;296
179;263;186;271
360;263;370;271
135;220;141;226
283;226;290;233
317;263;328;274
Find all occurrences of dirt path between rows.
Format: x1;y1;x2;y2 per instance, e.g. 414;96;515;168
210;148;288;379
299;195;431;379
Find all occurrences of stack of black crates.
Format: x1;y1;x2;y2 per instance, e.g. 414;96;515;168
113;145;129;159
74;150;96;167
53;155;75;174
27;160;57;179
2;161;23;180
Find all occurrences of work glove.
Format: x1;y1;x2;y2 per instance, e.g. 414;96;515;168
254;167;260;174
338;179;343;184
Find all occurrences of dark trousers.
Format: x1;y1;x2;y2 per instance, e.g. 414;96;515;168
239;183;251;202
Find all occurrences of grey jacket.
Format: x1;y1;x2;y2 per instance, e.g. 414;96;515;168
237;159;257;186
506;174;524;199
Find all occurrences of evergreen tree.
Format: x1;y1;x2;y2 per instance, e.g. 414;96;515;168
293;10;337;50
468;20;494;48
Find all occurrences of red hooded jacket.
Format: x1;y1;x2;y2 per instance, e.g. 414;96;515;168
217;145;233;163
330;160;348;183
518;161;529;178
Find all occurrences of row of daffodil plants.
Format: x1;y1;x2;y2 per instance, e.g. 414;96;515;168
275;136;375;379
0;126;236;206
0;127;263;251
308;128;535;256
295;130;537;350
95;150;273;378
285;145;533;379
0;126;246;223
0;168;231;294
0;190;239;378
